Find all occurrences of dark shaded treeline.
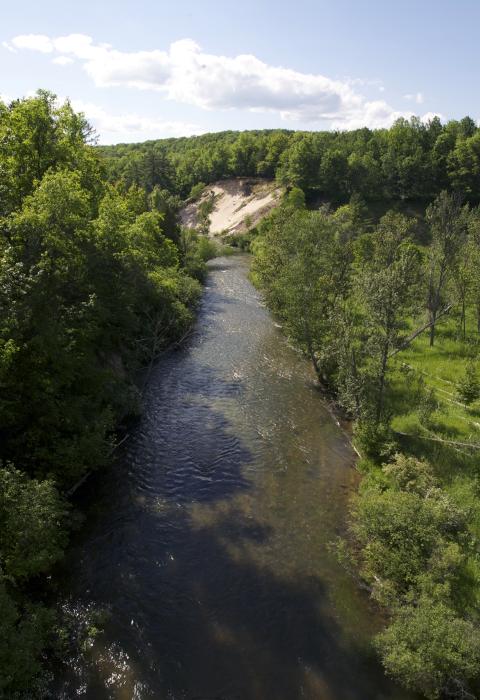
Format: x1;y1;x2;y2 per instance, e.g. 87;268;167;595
99;116;480;204
0;91;213;694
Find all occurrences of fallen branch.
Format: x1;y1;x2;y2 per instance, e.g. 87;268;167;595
394;430;480;450
65;470;91;498
389;304;452;358
65;433;130;497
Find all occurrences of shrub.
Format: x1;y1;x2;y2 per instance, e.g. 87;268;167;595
353;419;396;462
457;360;480;405
188;181;206;201
417;386;440;426
377;598;480;699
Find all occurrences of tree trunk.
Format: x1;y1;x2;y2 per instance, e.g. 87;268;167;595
429;310;437;347
461;298;466;340
376;342;389;423
306;337;321;382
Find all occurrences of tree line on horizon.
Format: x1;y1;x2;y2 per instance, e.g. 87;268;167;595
99;115;480;205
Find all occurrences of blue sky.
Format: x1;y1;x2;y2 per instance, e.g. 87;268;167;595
1;0;478;143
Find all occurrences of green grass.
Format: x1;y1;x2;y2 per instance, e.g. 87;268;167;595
390;310;480;447
386;310;480;590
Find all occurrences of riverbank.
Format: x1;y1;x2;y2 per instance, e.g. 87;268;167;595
250;195;480;699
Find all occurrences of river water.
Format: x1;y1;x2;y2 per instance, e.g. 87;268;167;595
55;255;412;700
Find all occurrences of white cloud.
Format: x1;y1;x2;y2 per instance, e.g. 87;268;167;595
404;92;424;105
331;100;412;130
421;111;445;124
8;32;432;129
52;55;74;66
2;41;17;53
70;99;205;143
11;34;54;53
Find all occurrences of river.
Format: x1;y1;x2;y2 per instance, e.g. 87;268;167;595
54;255;412;700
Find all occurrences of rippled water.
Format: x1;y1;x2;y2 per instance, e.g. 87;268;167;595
54;255;412;699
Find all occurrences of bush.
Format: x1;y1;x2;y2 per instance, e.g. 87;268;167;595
195;235;218;262
0;581;55;695
417;385;440;426
377;598;480;699
345;451;474;695
284;186;306;209
188;181;206;201
0;466;68;580
353;419;396;462
457;360;480;405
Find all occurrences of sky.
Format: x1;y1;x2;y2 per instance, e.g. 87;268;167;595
1;0;479;144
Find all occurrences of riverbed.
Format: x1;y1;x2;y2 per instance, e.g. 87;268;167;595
54;255;412;699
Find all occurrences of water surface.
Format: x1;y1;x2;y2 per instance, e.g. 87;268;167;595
56;255;411;700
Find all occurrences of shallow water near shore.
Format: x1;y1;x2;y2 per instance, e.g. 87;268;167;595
53;255;413;699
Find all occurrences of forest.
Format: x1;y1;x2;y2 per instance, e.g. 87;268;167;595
99;114;480;205
2;90;480;698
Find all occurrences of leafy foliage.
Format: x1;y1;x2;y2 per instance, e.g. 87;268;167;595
377;597;480;699
100;115;480;206
457;360;480;405
252;189;480;698
0;91;205;693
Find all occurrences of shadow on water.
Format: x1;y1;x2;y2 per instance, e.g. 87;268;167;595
75;509;401;700
53;256;415;700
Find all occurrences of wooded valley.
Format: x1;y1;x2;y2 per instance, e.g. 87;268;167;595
1;91;480;699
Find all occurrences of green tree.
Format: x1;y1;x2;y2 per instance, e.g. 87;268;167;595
354;212;423;422
0;579;54;695
377;598;480;699
425;191;468;346
0;465;67;580
457;360;480;405
448;132;480;199
253;205;352;386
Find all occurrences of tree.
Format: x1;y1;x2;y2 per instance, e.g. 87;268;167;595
276;133;324;190
253;204;352;387
0;90;101;216
0;464;67;694
377;598;480;699
456;360;480;405
0;579;54;694
425;192;468;346
354;212;423;422
467;207;480;332
448;132;480;199
345;452;473;697
380;117;432;199
0;465;67;580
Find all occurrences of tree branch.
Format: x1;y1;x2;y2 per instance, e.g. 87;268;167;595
389;304;452;358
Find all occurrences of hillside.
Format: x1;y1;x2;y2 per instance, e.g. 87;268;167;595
180;178;282;236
